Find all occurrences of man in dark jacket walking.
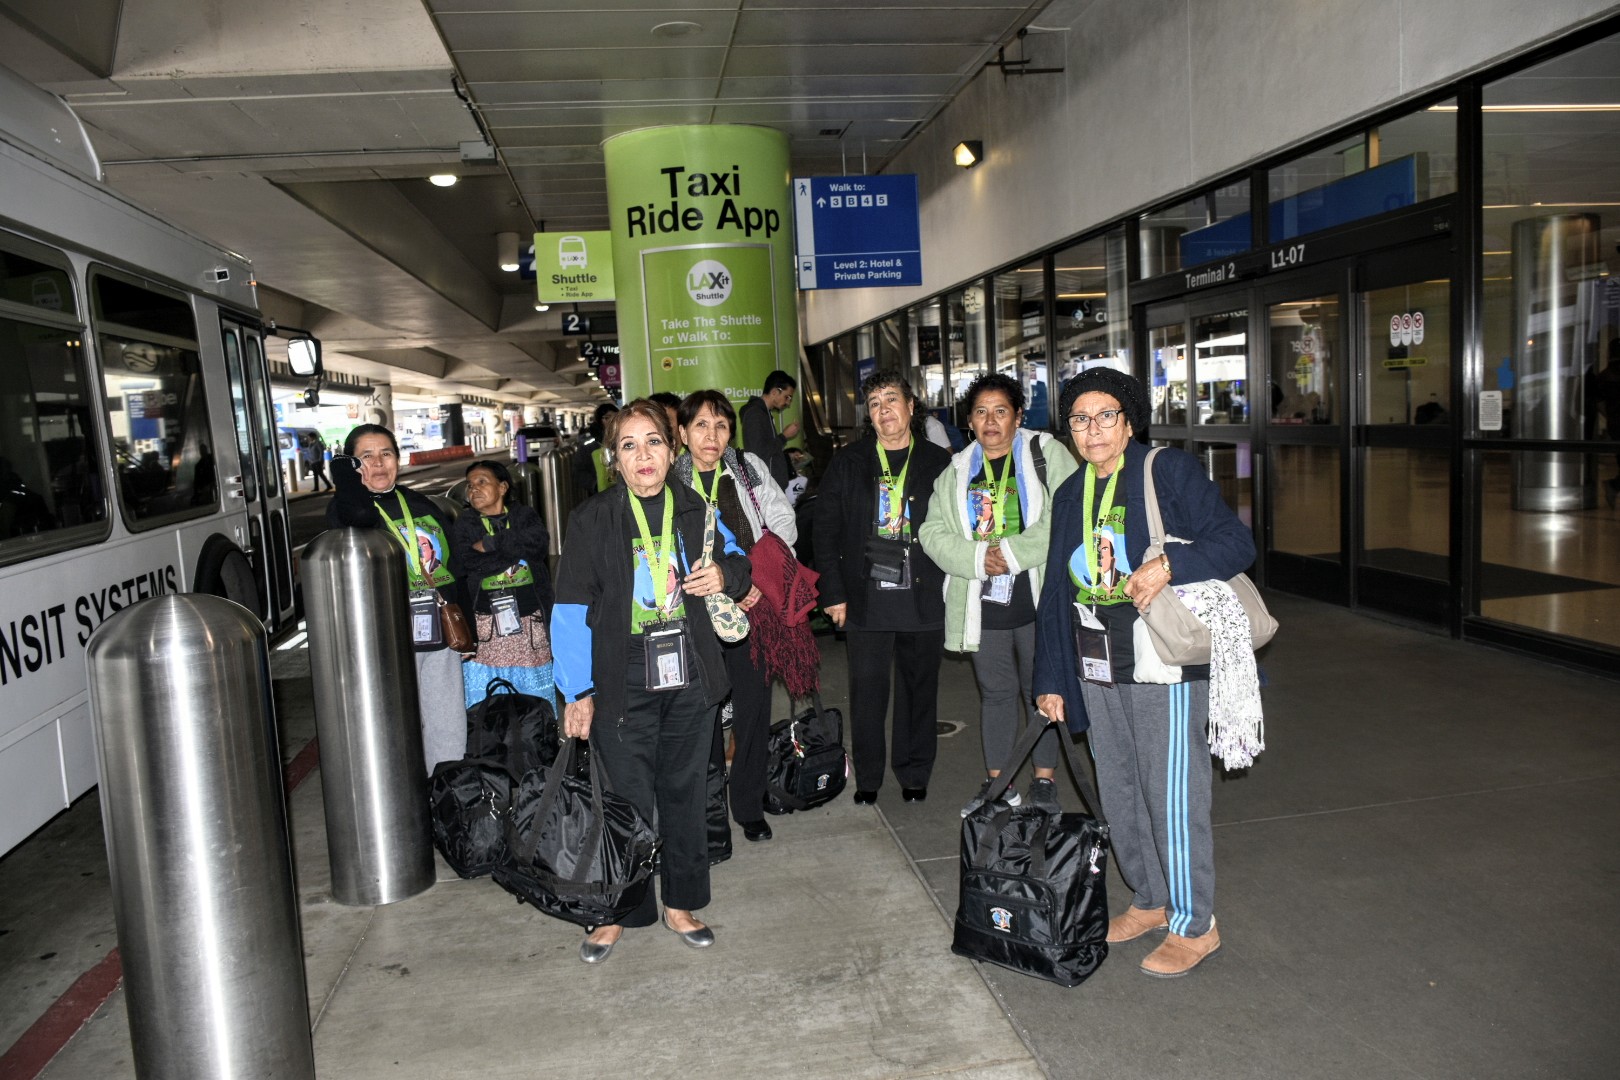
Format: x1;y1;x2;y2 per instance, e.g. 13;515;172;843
738;370;799;489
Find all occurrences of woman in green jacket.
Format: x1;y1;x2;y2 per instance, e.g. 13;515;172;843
919;373;1077;817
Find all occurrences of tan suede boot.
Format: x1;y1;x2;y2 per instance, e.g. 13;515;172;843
1106;905;1169;943
1140;917;1220;977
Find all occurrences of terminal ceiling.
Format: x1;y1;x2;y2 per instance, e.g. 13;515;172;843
0;0;1052;412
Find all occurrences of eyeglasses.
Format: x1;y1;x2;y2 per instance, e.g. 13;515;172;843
1067;409;1124;432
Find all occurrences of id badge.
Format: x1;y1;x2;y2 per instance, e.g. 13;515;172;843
984;573;1014;605
876;546;912;590
409;591;442;648
490;592;522;637
645;619;691;691
1072;602;1114;686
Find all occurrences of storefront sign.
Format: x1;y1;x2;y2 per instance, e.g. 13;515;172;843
536;231;615;303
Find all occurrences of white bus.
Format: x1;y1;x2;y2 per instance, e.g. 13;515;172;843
0;63;321;854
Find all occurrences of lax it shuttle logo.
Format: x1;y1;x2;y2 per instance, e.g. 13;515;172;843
687;259;732;306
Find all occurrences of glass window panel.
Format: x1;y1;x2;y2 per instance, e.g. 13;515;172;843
1478;449;1620;649
1270;443;1339;560
909;300;944;409
244;333;278;497
1139;179;1252;277
946;282;990;420
1482;32;1620;442
1268;296;1340;424
1268;101;1456;242
93;274;213;526
0;246;77;318
220;328;257;503
1364;279;1451;425
1362;446;1450;578
1194;309;1248;425
995;260;1049;429
875;314;905;371
1196;441;1254;529
0;315;107;560
1052;228;1131;389
1149;322;1188;428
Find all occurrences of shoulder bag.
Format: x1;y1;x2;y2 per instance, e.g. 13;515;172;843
1139;446;1278;666
700;501;750;642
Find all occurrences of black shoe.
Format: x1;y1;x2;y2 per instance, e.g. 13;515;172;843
741;820;772;842
853;789;878;805
901;787;928;802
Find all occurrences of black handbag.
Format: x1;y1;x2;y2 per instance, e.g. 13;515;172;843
492;735;661;928
763;693;849;815
707;747;732;866
951;719;1111;987
427;758;514;879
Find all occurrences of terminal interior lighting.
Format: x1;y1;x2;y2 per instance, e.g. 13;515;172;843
428;173;458;187
953;141;983;168
497;231;521;272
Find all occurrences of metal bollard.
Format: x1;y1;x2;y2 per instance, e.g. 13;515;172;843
87;595;315;1080
301;528;435;905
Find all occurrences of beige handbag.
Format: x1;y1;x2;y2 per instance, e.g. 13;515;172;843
1139;447;1278;666
699;502;750;643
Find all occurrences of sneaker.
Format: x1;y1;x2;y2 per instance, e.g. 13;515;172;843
1026;777;1060;813
960;779;1021;818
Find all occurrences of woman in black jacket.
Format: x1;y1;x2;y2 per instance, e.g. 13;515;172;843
552;399;752;964
811;370;951;805
325;423;468;772
451;460;554;708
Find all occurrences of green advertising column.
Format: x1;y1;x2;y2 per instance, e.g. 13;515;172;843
603;126;800;435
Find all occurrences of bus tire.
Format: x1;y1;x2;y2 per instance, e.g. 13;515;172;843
194;536;263;618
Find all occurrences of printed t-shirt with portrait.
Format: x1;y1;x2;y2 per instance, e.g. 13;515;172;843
478;514;535;593
375;494;455;594
971;453;1035;628
872;444;911;541
627;492;687;663
1067;471;1141;677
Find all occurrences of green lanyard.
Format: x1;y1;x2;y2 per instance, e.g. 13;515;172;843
984;452;1015;537
876;438;912;504
627;487;676;613
692;467;720;505
374;492;424;583
1082;455;1125;589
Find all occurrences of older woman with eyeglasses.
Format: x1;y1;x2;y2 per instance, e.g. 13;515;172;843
1032;368;1255;979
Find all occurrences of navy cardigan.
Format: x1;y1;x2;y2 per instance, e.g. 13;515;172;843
1032;438;1256;733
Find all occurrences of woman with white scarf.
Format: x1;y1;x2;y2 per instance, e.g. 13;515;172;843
919;374;1077;817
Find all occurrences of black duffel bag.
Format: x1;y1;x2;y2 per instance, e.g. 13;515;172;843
493;734;660;928
466;677;560;774
707;741;732;866
763;693;848;815
428;758;515;879
951;718;1111;987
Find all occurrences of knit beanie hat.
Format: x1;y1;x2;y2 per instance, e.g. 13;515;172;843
1057;367;1150;433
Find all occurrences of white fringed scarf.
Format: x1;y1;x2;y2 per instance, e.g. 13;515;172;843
1169;580;1266;770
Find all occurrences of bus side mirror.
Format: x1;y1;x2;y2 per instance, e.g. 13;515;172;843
287;336;322;377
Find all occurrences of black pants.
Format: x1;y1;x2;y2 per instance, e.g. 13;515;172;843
592;665;711;927
845;626;945;791
717;640;772;823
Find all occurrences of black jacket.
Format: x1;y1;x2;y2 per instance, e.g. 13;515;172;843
324;457;466;615
450;502;552;620
811;431;951;630
552;482;751;722
738;396;792;489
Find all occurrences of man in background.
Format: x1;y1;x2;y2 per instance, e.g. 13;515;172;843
738;370;799;488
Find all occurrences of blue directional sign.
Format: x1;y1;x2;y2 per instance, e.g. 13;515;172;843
793;175;922;290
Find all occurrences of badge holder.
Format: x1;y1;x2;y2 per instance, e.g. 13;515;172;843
490;592;522;637
983;572;1014;605
1072;602;1114;686
409;590;443;650
866;535;912;590
644;618;691;691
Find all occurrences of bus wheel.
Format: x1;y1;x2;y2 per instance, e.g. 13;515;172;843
195;537;264;618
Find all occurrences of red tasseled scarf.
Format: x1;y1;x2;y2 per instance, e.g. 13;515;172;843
749;597;821;699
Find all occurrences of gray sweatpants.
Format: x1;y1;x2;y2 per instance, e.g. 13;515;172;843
1079;679;1215;938
970;622;1059;772
415;646;468;773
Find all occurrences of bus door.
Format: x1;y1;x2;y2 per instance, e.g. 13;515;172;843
220;318;294;628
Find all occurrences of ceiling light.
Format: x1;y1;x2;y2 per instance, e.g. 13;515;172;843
652;20;702;37
428;173;458;187
953;141;983;169
534;302;550;312
497;231;520;272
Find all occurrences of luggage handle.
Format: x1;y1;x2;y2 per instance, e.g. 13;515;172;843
515;732;608;888
979;713;1107;826
467;678;521;759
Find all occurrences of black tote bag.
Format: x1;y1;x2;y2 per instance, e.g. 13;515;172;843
493;734;661;928
951;719;1111;987
763;693;848;815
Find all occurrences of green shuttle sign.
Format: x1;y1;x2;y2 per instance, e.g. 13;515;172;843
535;230;614;303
